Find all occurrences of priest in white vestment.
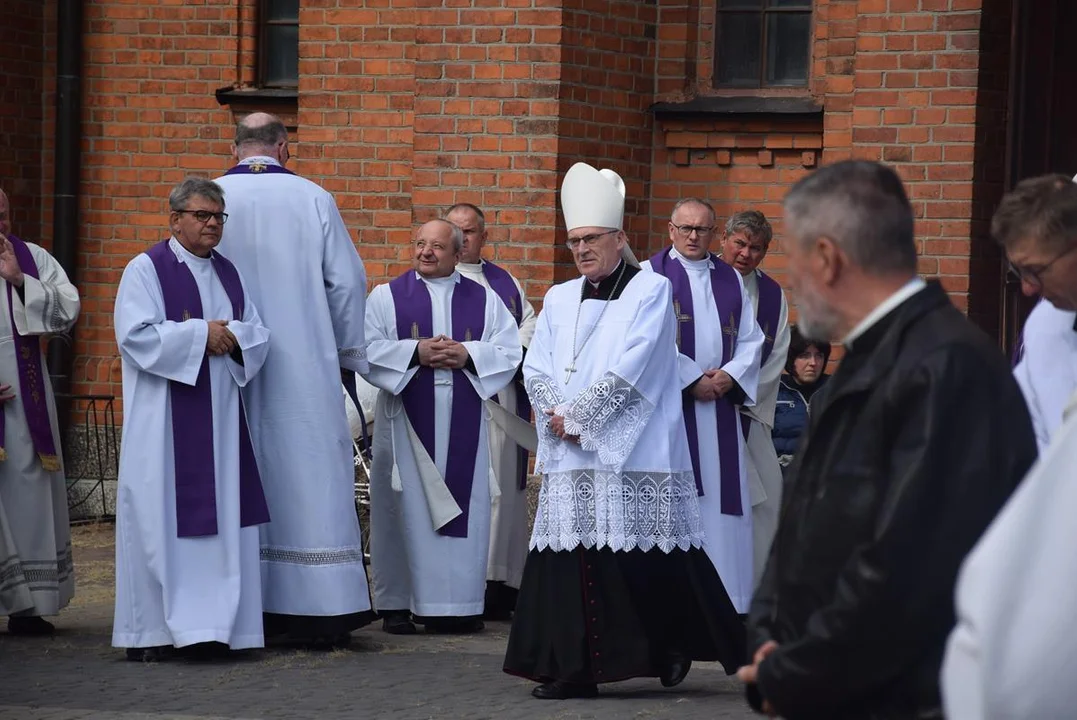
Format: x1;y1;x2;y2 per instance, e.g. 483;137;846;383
446;202;537;620
642;197;764;613
719;210;790;586
503;163;746;701
113;179;271;661
0;188;80;636
214;113;374;646
1013;299;1077;450
941;173;1077;716
364;219;521;635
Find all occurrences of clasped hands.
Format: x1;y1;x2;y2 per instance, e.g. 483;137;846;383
205;319;239;357
417;334;470;370
544;409;580;445
691;368;735;401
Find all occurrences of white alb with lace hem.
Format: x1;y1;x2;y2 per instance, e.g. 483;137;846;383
524;270;703;554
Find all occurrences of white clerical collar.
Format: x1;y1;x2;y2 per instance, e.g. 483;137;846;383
843;276;927;347
456;261;484;273
169;236;211;264
239;155;280;168
669;245;713;269
415;269;460;286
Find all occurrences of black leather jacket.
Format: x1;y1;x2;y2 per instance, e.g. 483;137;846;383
748;282;1036;720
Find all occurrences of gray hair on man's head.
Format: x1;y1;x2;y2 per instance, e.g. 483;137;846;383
783;160;917;275
671;197;717;225
169;177;225;212
446;202;486;231
725;210;773;246
423;218;464;252
234;113;288;151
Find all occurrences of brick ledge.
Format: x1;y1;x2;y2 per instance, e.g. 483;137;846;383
651;95;822;118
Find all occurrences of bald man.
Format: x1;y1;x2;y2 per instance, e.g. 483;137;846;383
215;113;374;648
363;219;521;634
0;187;81;636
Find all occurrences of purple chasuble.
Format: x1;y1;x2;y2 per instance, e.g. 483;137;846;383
0;236;61;471
389;271;486;538
741;270;785;443
145;240;270;538
481;261;531;491
223;161;295;176
649;248;744;516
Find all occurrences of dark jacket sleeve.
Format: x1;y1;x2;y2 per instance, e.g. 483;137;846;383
755;344;1036;717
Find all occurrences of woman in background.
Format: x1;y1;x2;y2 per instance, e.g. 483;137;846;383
772;326;831;471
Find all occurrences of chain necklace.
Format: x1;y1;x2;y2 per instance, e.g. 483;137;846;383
564;261;627;384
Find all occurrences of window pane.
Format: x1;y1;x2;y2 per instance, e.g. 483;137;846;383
716;12;762;87
265;0;299;22
263;23;298;87
718;0;763;8
767;0;811;7
765;11;810;86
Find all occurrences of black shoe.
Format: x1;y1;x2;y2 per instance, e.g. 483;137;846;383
125;646;172;663
660;658;692;688
7;616;55;636
380;610;416;635
532;681;599;700
483;581;518;620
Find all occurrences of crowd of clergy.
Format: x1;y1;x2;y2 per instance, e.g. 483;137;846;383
2;109;1076;717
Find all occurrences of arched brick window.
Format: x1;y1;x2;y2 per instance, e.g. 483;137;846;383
714;0;812;88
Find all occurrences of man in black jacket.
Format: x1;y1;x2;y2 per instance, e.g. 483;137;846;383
737;160;1036;720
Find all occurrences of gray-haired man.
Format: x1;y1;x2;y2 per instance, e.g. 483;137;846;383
737;160;1035;719
719;210;790;586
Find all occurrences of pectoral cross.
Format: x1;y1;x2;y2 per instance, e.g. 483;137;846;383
673;300;692;350
564;361;577;384
722;312;738;353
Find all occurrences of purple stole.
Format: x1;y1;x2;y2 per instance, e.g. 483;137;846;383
741;270;785;442
649;248;743;516
145;241;270;538
223;161;295;176
481;261;531;491
389;271;486;538
0;236;61;471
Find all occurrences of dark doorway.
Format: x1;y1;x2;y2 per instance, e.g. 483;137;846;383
1002;0;1077;354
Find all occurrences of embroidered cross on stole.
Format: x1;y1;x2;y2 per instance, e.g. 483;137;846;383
673;299;692;349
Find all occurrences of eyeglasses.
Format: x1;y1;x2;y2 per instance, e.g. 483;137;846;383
671;223;715;238
566;229;618;250
176;209;228;225
1008;243;1077;286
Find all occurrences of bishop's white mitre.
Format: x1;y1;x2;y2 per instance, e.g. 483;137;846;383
559;162;639;267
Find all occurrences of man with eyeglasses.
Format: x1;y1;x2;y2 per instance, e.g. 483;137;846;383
113;177;271;660
214;113;374;649
643;198;765;615
941;174;1077;716
995;173;1077;451
504;162;745;700
445;202;538;622
0;187;80;637
718;210;791;588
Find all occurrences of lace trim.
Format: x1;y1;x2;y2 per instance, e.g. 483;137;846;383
339;346;367;360
260;546;365;567
562;372;654;468
525;373;568;468
530;470;704;553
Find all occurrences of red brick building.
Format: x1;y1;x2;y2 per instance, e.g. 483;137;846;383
2;0;1075;413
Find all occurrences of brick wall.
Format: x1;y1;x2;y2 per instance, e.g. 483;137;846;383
0;1;47;245
3;0;1016;408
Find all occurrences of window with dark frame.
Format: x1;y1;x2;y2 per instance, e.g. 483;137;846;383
714;0;812;89
260;0;299;88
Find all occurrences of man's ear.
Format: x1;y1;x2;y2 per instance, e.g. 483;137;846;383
230;143;238;161
814;236;844;287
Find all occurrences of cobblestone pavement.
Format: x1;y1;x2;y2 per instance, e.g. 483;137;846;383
0;524;756;720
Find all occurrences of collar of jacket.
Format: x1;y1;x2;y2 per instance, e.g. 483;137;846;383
819;280;947;408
